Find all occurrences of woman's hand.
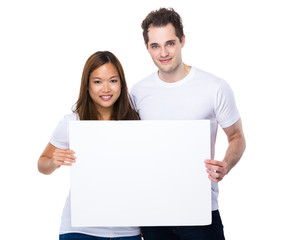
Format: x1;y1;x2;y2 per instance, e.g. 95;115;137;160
51;148;76;168
38;143;76;175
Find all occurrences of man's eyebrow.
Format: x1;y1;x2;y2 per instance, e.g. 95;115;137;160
149;39;176;46
167;40;176;43
149;42;158;47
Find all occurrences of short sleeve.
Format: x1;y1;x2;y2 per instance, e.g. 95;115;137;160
49;113;78;149
215;80;240;128
129;91;138;112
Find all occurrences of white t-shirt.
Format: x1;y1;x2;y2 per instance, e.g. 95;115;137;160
130;67;240;211
50;113;141;237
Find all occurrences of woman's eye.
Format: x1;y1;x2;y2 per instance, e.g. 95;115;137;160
93;80;101;84
111;79;118;83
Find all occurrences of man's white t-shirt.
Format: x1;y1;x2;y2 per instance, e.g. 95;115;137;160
130;67;240;211
50;113;141;237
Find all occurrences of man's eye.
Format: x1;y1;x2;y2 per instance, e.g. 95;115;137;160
168;42;174;46
152;45;158;49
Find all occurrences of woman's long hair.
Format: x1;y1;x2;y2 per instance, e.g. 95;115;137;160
73;51;139;120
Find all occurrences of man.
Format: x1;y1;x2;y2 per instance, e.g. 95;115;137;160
130;8;246;240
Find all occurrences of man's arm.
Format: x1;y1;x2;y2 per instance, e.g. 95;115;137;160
205;119;246;182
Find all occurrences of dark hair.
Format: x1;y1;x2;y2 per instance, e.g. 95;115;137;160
73;51;139;120
141;8;184;45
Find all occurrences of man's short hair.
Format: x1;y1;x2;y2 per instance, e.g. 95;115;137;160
141;8;184;45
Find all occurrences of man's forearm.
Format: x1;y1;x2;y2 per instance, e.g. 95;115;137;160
223;132;246;174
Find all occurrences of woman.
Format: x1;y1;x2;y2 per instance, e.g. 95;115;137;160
38;51;140;240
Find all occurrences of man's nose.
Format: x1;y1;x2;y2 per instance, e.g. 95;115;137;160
160;47;168;57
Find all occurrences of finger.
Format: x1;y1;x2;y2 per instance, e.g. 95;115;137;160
65;149;75;155
205;164;226;174
208;174;222;183
206;169;225;182
55;149;75;155
54;153;76;161
53;149;76;158
205;159;226;167
60;161;73;166
206;168;220;178
205;160;228;175
52;154;76;167
54;156;76;163
53;158;74;167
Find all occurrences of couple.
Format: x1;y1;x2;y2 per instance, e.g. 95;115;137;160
38;8;245;240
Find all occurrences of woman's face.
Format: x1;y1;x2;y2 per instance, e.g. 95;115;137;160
88;62;121;118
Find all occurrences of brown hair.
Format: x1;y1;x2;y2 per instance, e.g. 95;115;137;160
142;8;184;46
73;51;139;120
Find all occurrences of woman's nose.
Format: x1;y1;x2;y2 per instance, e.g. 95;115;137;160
102;82;111;92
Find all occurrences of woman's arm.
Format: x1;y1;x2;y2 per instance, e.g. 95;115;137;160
38;143;76;175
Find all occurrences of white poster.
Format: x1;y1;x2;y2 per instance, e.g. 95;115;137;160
70;120;211;227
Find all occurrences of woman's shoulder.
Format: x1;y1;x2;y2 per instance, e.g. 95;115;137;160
63;112;79;121
49;112;79;149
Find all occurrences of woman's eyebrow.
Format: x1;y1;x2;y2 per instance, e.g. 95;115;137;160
109;75;120;79
90;75;119;80
90;76;101;80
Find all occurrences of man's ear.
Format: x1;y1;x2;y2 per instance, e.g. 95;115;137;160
181;35;186;48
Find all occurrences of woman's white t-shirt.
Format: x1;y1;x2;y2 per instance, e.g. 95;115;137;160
50;113;140;237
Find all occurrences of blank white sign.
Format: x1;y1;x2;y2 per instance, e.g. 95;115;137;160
69;120;211;227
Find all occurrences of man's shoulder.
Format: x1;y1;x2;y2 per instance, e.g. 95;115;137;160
193;67;226;88
194;67;221;81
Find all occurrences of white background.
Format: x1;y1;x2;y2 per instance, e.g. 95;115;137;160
0;0;287;239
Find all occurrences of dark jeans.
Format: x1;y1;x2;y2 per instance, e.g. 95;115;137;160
59;233;141;240
141;210;225;240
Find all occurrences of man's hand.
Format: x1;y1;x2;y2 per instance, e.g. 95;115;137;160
204;119;246;183
205;159;228;183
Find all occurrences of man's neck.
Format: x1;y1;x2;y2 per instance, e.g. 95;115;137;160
158;63;191;83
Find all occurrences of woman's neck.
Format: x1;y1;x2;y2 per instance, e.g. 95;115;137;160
98;108;112;120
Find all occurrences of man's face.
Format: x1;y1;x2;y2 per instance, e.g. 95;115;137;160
146;23;185;75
